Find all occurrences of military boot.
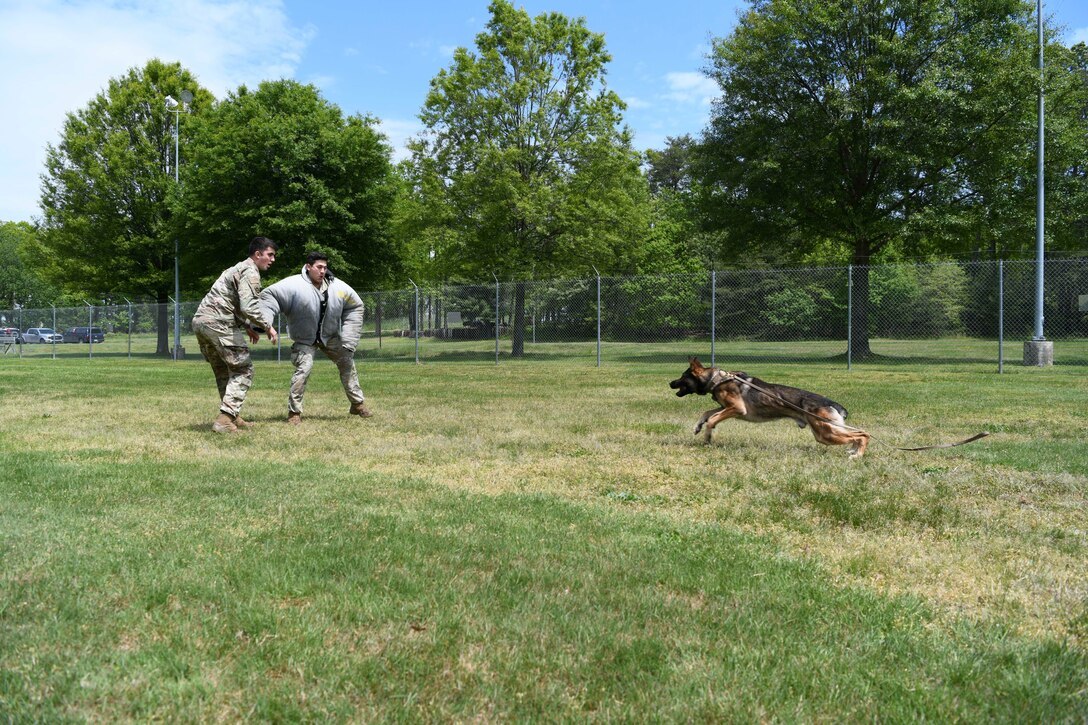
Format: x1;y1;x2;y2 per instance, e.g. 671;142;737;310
234;415;254;429
212;412;238;433
349;402;373;418
287;411;302;426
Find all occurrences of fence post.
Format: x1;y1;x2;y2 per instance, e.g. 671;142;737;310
998;260;1004;374
492;273;499;365
711;269;716;367
167;297;176;362
51;306;57;360
846;265;853;371
592;267;601;368
409;279;420;365
84;301;93;359
123;298;132;359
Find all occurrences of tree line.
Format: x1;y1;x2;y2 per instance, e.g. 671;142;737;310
2;0;1085;356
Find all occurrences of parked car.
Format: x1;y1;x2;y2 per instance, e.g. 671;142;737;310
62;326;106;344
23;327;63;344
0;327;24;343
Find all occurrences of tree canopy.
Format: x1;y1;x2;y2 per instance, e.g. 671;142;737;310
36;59;212;297
34;59;211;353
696;0;1055;355
0;221;57;310
173;80;399;289
410;0;649;283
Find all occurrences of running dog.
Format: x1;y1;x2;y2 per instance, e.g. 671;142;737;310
669;357;870;458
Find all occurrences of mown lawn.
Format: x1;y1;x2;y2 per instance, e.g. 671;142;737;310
0;356;1085;721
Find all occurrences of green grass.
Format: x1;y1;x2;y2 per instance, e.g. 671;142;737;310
0;356;1086;721
12;330;1088;367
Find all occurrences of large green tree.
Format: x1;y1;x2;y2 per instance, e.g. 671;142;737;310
36;59;211;355
697;0;1047;357
942;39;1088;262
0;221;58;313
411;0;650;356
1043;42;1088;255
641;135;724;273
174;80;399;290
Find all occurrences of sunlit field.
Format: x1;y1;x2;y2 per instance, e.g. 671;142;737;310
1;353;1085;720
9;330;1088;367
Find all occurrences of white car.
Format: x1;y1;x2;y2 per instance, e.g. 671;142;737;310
24;327;63;343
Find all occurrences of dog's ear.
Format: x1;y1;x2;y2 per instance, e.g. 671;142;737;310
689;356;702;369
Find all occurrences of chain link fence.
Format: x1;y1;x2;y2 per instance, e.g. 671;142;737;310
3;259;1086;367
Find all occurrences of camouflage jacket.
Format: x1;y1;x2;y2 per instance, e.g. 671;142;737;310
193;258;266;330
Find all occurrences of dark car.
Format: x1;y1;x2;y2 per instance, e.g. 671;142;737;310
62;326;106;344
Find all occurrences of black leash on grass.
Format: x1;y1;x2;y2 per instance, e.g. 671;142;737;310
709;370;990;452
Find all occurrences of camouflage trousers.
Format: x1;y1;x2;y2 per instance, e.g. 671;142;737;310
193;316;253;417
289;338;365;415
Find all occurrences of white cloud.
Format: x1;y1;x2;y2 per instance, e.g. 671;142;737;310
663;71;718;106
376;118;422;162
689;41;711;62
623;95;652;110
304;74;337;90
0;0;312;223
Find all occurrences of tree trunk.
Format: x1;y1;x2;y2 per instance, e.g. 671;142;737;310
511;280;526;358
375;297;383;348
156;297;170;356
849;242;873;360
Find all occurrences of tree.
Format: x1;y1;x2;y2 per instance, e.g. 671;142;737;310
697;0;1045;358
0;221;58;311
1043;42;1088;255
174;80;399;290
641;135;724;273
645;134;697;196
944;40;1088;262
411;0;650;356
36;59;212;355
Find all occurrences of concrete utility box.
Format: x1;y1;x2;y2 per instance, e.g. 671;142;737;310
1023;340;1053;367
1079;294;1088;312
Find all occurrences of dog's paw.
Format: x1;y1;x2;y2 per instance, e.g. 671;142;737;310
693;423;703;435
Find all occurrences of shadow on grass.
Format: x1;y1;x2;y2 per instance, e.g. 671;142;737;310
8;344;1087;367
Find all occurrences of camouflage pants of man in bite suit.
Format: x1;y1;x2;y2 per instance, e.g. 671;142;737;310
193;316;254;417
289;337;365;415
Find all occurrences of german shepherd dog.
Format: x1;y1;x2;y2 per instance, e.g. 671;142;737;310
670;357;870;458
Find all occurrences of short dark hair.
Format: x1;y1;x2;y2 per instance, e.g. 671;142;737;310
305;251;329;266
249;236;278;255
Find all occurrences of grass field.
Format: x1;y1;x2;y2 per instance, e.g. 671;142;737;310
1;353;1086;721
10;330;1088;367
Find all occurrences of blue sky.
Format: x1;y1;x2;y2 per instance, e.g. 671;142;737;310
1;0;1086;224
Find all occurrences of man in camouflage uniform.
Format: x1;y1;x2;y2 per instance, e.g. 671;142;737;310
192;236;279;433
259;251;371;425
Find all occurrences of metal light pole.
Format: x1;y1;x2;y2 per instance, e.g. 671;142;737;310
1025;0;1053;366
166;91;192;361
